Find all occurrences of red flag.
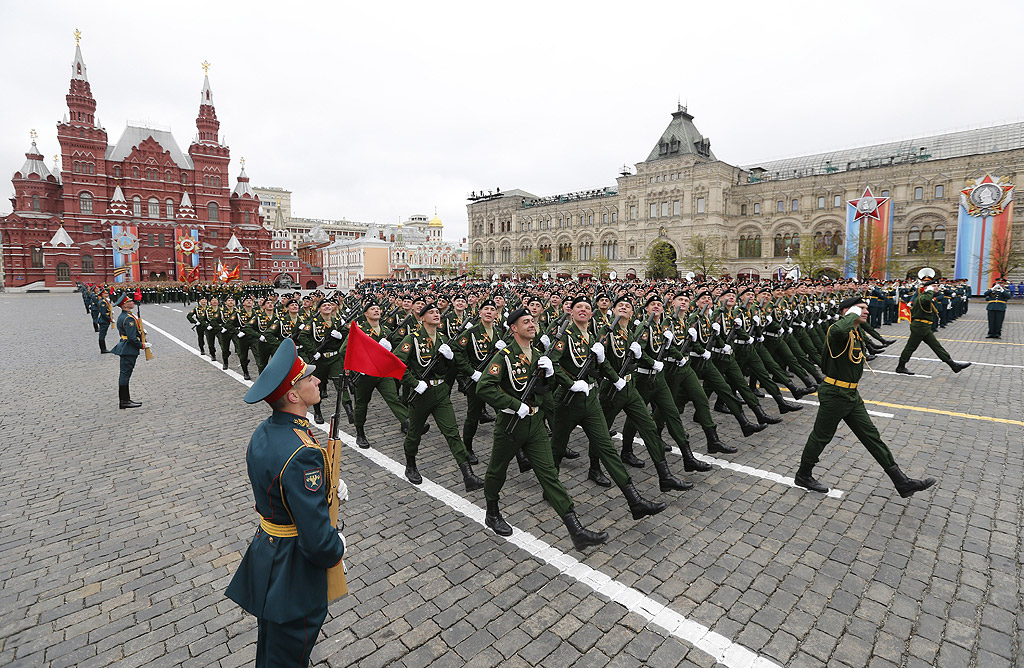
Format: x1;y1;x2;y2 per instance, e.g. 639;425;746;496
897;301;912;323
343;322;406;380
134;288;142;301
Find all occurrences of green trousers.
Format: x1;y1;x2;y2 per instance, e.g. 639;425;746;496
354;375;408;427
795;326;820;358
255;341;278;372
800;384;895;469
754;344;791;387
668;363;715;429
898;325;953;365
602;379;667;464
403;383;470;465
204;327;217;355
486;413;572;517
462;384;488;453
713;355;762;409
312;353;344;401
550;388;631;488
697;359;744;415
735;344;784;400
623;371;689;453
784;334;819;376
765;336;809;379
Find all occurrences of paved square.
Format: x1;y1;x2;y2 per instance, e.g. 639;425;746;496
0;293;1020;667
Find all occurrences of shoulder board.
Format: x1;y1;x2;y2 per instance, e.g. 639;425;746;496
292;428;321;449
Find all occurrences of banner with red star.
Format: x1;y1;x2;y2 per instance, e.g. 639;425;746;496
845;187;893;279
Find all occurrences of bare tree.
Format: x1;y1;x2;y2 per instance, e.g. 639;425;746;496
680;235;724;279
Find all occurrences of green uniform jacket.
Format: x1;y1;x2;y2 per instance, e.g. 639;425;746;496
821;313;866;384
909;291;940;331
476;340;539;413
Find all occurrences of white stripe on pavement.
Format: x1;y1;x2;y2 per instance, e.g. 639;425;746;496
875;353;1024;369
144;318;784;668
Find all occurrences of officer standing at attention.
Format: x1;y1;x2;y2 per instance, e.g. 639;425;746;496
110;292;150;409
795;296;937;497
226;340;346;668
984;279;1009;339
97;290;113;354
895;279;972;375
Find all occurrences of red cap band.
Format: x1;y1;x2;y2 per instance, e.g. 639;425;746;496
265;357;308;404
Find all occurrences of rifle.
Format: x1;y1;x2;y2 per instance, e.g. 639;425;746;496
402;318;478;405
324;374;349;601
136;305;155;361
600;311;654;401
310;301;363;360
559;314;623;407
503;317;571;435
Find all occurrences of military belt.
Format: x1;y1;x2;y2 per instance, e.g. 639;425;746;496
636;368;658;375
501;406;539;416
764;331;781;338
912;319;933;324
989;300;1006;304
322;351;339;358
120;335;128;340
823;376;857;389
423;378;445;387
259;517;298;537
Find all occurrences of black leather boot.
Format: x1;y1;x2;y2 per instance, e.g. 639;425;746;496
313;404;324;425
880;337;897;345
621;483;667;520
734;409;766;437
479;407;496;424
343;399;355;424
355;426;369;449
485;499;512;536
788;381;813;400
118;385;140;409
222;353;229;370
516;450;532;473
93;322;99;332
948;360;971;373
588;458;612;487
751;404;782;425
460;461;484;492
99;339;109;354
242;365;251;381
564;446;580;459
774;395;803;414
750;383;766;398
895;363;914;375
679;441;712;472
884;465;936;498
654;460;693;491
809;368;825;383
713;398;730;414
562;511;608;550
704;426;737;454
405;456;422;484
794;463;828;493
797;373;817;393
620;442;645;468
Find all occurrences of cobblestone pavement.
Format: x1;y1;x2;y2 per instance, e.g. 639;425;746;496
0;293;1021;668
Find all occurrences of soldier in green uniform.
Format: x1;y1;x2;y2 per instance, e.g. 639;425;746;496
453;298;503;464
984;280;1009;338
216;295;241;370
796;296;938;497
186;295;209;355
299;298;346;425
226;340;345;668
475;308;608;550
110;292;150;409
234;295;256;380
394;302;485;492
345;300;409;448
895;280;972;375
249;297;283;374
203;296;220;361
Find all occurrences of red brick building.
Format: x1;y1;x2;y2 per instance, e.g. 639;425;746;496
0;40;272;288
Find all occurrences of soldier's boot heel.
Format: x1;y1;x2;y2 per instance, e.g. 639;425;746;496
679;441;712;472
713;398;730;414
751;404;782;425
894;363;915;375
404;457;422;485
735;411;766;438
704;426;737;454
479;408;496;424
655;460;692;492
563;447;580;459
789;382;813;400
222;353;230;370
464;439;479;465
622;483;667;520
242;366;251;381
460;462;484;492
620;443;645;468
794;463;829;493
562;511;608;551
119;385;141;410
355;426;369;449
948;360;971;373
515;450;532;473
885;465;936;498
313;404;324;425
809;369;825;383
485;500;512;537
99;341;108;354
587;458;612;487
775;395;803;414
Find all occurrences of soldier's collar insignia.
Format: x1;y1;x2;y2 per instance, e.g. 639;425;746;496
292;417;309;428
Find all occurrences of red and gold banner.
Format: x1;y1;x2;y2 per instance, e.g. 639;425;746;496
174;227;201;283
111;225;140;283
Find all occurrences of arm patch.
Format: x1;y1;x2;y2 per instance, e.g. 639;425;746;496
401;342;411;352
488;362;501;376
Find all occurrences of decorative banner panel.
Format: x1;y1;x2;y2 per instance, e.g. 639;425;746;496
954;175;1014;294
111;224;140;282
174;226;200;283
845;187;894;280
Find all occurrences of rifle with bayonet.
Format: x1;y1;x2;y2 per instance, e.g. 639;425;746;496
503;316;571;435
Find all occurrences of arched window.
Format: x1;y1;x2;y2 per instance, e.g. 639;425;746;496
166;199;174;219
56;262;70;281
132;196;142;217
81;255;94;273
907;226;921;252
933;225;946;252
738;235;747;258
30;247;44;267
148;197;160;218
207;202;219;221
80;192;93;214
113;165;121;178
32;194;40;211
132;167;139;178
791;233;800;255
773;234;784;257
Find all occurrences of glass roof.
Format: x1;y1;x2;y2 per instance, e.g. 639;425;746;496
741;122;1024;183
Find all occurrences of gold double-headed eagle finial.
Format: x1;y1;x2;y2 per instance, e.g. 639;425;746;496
201;60;211;75
240;157;246;168
30;129;38;141
74;29;82;46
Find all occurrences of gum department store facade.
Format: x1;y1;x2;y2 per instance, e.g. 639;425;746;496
467;106;1024;281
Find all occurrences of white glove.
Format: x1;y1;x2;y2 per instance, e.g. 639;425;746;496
734;317;743;326
817;318;823;324
470;370;482;383
757;336;764;342
798;322;806;328
516;402;530;419
313;352;321;360
766;315;773;325
712;322;721;334
414;380;428;394
336;319;346;328
753;316;761;326
337;530;347;551
207;325;213;330
540;334;551;348
494;339;507;350
784;309;792;317
569;379;590;395
336;478;349;502
652;360;664;372
237;331;245;338
702;350;712;360
221;328;227;333
925;285;934;293
259;335;266;342
379;338;392;352
590;342;605;363
630;341;642;359
830;299;837;306
746;337;755;344
330;329;344;340
722;344;733;355
613;377;627;391
143;342;152;349
787;327;794;334
847;305;863;318
688;327;698;341
663;330;674;341
677;357;688;367
537;356;554;377
437;343;453;359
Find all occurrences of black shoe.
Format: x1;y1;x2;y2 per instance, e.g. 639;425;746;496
791;385;813;400
222;361;229;370
99;343;109;354
118;386;141;409
588;461;612;487
775;398;803;414
621;483;667;520
405;459;422;485
460;461;484;492
620;447;645;468
713;399;730;414
810;369;825;384
243;370;251;380
344;402;355;424
608;429;617;437
865;354;877;362
704;426;737;454
794;464;829;493
210;354;217;362
894;364;914;376
655;460;693;491
986;334;996;338
881;338;897;346
562;511;608;551
479;409;496;424
680;442;712;472
752;387;766;398
563;447;580;459
884;464;936;498
516;450;532;473
948;361;971;374
313;405;324;425
752;404;782;425
355;426;369;449
93;323;99;332
485;500;512;536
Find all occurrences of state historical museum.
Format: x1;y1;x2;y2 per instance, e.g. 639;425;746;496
1;37;272;288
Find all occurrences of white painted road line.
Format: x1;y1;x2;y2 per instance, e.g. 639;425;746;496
144;318;783;668
876;353;1024;369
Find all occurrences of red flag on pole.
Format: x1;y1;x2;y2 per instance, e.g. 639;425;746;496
343;322;406;380
134;288;142;301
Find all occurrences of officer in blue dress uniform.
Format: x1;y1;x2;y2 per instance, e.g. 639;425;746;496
109;292;148;409
226;339;346;668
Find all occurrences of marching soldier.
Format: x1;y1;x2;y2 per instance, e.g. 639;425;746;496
216;295;241;371
895;280;972;375
453;298;503;465
235;295;256;380
345;300;410;448
247;297;283;374
110;292;150;409
298;297;347;425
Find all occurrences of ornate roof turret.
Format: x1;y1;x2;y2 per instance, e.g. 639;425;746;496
646;104;714;162
177;191;198;220
107;185;131;216
66;30;97;127
51;155;62;184
231;159;255;198
47;223;75;247
225;233;245;252
194;61;221;145
15;134;54;181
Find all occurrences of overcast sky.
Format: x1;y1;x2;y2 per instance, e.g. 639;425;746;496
3;1;1023;239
